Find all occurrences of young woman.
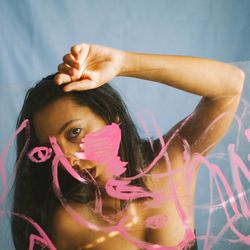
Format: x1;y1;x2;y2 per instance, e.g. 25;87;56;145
11;43;245;250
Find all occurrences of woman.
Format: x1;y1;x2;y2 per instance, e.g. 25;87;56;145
11;43;245;250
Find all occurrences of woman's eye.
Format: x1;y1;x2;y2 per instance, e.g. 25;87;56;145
68;128;82;139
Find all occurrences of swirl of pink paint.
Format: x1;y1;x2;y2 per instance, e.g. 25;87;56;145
27;146;53;163
144;214;168;229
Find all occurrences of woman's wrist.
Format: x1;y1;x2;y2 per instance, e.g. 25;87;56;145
117;50;137;77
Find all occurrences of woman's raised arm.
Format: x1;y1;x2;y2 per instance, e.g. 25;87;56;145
55;43;245;157
119;50;245;155
119;51;244;97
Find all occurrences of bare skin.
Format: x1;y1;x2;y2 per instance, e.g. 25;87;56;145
35;43;245;249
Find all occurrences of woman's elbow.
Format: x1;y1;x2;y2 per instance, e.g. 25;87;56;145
233;68;245;95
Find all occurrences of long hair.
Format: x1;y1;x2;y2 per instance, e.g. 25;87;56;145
11;74;155;249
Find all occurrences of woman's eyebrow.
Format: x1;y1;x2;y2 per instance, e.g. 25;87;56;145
58;119;82;134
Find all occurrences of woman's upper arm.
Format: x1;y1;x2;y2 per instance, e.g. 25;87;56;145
143;93;243;192
178;94;242;157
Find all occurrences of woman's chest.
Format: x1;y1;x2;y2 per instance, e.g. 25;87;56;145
55;195;196;250
75;201;146;250
75;200;195;250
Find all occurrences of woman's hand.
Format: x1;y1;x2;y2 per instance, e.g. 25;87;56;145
54;43;125;91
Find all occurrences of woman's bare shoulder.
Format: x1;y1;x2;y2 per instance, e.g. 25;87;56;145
51;202;99;249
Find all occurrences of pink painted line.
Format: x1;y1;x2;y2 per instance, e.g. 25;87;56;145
12;212;56;250
0;119;29;204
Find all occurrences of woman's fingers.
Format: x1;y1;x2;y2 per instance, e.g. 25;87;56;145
56;44;91;83
71;43;90;64
62;54;80;69
55;43;103;90
55;65;90;86
71;44;83;59
63;79;99;92
54;73;72;85
54;70;100;90
58;61;85;80
57;63;76;76
59;44;89;73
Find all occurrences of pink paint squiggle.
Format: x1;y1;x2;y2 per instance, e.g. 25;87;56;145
28;146;53;163
11;212;56;250
0;119;29;204
75;123;128;176
4;111;250;250
144;214;168;229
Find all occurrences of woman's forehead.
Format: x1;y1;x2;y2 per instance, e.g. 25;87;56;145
33;97;105;143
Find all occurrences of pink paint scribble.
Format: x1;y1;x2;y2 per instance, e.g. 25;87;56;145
28;146;53;163
245;128;250;162
13;120;250;249
1;107;250;250
75;123;128;176
145;214;168;229
74;123;163;201
0;119;30;204
245;128;250;142
12;212;56;250
72;121;196;248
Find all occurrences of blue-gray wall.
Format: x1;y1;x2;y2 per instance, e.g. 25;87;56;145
0;1;250;249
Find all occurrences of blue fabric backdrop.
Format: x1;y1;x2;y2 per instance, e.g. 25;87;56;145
0;1;250;249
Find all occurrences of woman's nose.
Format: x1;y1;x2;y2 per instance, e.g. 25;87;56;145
67;155;81;169
67;155;94;171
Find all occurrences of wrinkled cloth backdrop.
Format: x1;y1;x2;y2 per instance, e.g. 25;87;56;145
0;1;250;249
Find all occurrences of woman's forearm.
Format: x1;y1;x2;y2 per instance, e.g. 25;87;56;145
118;51;245;98
55;44;245;94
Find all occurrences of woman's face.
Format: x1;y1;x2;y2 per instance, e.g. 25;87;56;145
33;96;109;183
